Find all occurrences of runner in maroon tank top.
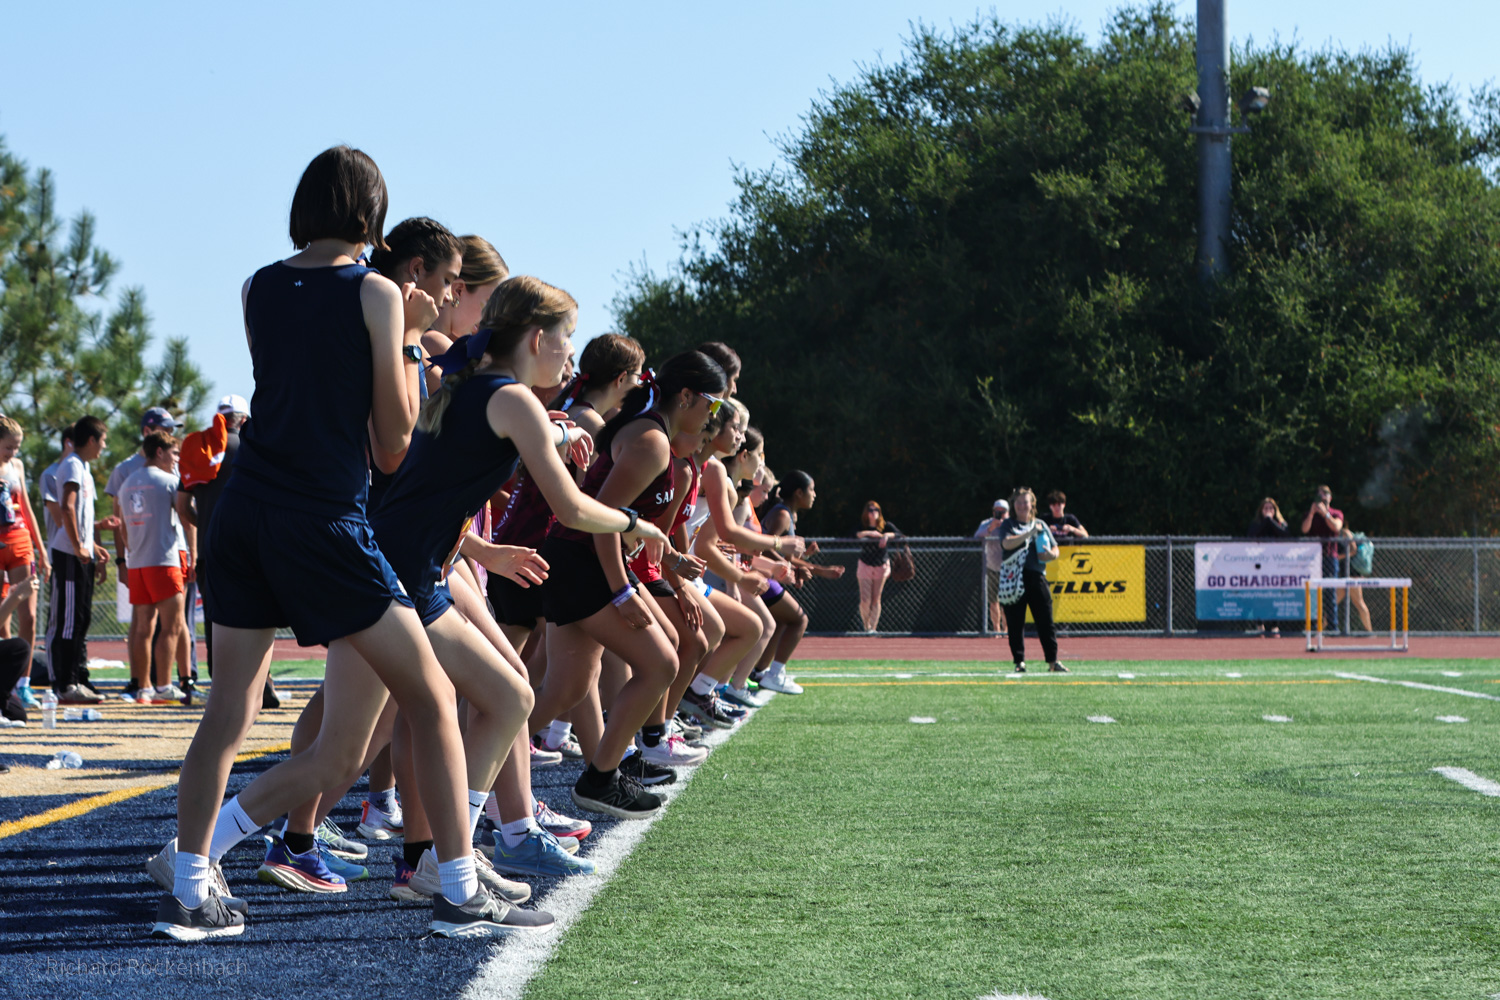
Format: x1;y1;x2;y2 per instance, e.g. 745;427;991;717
530;350;728;820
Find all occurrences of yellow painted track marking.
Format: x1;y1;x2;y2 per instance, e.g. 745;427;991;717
0;740;292;842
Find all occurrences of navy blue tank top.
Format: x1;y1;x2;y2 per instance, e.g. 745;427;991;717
366;362;428;511
230;261;376;516
370;372;521;593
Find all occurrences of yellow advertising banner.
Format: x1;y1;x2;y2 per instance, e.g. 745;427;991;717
1026;545;1146;622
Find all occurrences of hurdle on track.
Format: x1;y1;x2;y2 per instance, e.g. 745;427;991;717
1304;577;1411;653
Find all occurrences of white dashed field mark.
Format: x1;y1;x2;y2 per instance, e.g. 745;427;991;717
1087;715;1116;724
1117;672;1135;679
1225;672;1243;678
1262;715;1292;723
909;716;937;724
1432;767;1500;797
893;673;913;679
1442;671;1464;677
460;699;769;1000
980;992;1051;1000
1437;716;1469;724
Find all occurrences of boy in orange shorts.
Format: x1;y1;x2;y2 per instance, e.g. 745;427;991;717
121;431;193;704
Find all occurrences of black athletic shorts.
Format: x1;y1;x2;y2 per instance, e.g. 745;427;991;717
539;536;640;626
490;573;544;628
642;578;674;600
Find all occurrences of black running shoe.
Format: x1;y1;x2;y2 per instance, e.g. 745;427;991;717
262;680;281;710
429;887;555;939
673;713;704;741
151;892;246;941
571;769;663;820
1014;662;1027;673
620;752;676;787
1047;662;1070;673
679;689;735;730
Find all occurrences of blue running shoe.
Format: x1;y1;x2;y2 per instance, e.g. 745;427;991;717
712;693;747;721
318;843;369;882
256;836;347;893
489;830;597;877
17;685;42;711
390;848;426;902
715;683;763;709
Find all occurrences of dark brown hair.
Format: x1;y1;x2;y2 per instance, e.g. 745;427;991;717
1046;489;1066;505
863;500;885;532
72;415;107;446
142;430;177;460
696;341;741;381
288;146;389;251
368;217;462;279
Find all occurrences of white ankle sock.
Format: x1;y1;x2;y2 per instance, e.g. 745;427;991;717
370;787;398;814
467;789;487;840
499;817;542;849
438;854;479;905
208;796;260;861
484;791;503;823
545;720;572;747
173;848;212;908
770;660;787;673
690;673;718;697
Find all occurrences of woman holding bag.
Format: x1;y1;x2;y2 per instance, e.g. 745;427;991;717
998;487;1066;673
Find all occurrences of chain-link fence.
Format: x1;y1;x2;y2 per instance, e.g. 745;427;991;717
16;535;1500;642
784;535;1500;636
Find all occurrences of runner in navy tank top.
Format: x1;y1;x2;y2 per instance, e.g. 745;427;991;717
153;147;512;943
529;350;727;821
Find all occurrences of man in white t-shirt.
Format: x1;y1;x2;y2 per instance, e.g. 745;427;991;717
974;498;1010;636
45;415;118;704
122;431;193;705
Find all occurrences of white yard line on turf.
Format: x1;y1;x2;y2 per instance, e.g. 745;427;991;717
1432;766;1500;797
461;697;770;1000
981;992;1051;1000
1335;673;1500;701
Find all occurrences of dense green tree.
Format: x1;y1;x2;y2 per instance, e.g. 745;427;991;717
616;5;1500;537
0;135;210;489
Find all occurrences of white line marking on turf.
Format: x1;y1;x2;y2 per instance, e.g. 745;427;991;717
1432;767;1500;797
1437;715;1469;723
893;673;913;679
980;992;1051;1000
1225;672;1243;678
909;716;937;724
1117;672;1135;679
1442;671;1464;677
1336;673;1500;701
1087;715;1115;724
460;699;768;1000
1262;714;1292;723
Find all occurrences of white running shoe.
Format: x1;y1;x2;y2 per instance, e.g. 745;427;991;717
156;683;187;701
758;663;804;695
357;799;404;840
637;732;709;767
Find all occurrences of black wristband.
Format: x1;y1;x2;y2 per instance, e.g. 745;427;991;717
115;556;126;567
619;506;639;534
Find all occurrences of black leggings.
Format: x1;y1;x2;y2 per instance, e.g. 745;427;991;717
1001;570;1057;665
1;638;30;720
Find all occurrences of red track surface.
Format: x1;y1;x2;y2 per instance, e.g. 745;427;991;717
798;635;1500;661
79;634;1497;665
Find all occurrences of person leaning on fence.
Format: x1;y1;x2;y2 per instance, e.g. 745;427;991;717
1043;490;1088;543
1336;527;1374;632
974;498;1009;637
854;500;900;632
1247;497;1289;637
998;487;1066;673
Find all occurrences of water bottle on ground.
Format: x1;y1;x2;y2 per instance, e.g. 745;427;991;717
41;690;57;730
61;707;102;722
45;752;83;769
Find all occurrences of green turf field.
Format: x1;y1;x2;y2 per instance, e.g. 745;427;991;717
525;658;1500;1000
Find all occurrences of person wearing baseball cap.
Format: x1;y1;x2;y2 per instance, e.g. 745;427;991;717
216;395;250;417
975;498;1011;637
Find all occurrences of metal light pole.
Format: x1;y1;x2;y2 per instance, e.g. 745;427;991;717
1194;0;1233;281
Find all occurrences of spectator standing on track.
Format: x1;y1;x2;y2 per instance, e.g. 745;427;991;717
999;487;1065;673
1337;527;1374;632
46;414;117;704
1246;497;1289;637
855;500;900;632
974;498;1009;637
1301;485;1345;625
122;431;194;704
1043;490;1088;543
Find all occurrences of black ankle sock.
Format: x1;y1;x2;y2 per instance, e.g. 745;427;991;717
284;831;316;855
405;840;433;870
580;763;615;789
641;724;666;748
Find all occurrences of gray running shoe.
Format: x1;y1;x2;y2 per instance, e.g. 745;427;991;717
151;892;246;942
429;888;555;939
315;817;369;859
146;839;249;915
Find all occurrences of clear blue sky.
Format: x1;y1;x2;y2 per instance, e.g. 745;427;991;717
2;1;1495;421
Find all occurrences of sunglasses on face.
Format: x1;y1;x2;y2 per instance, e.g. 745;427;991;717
698;392;724;416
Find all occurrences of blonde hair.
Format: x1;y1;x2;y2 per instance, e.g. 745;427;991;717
0;416;21;443
458;235;508;288
1009;486;1037;523
420;276;577;435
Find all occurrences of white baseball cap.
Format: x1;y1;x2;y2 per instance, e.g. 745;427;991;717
217;394;250;416
993;498;1010;510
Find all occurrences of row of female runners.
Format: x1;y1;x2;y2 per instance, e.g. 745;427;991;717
147;145;833;942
